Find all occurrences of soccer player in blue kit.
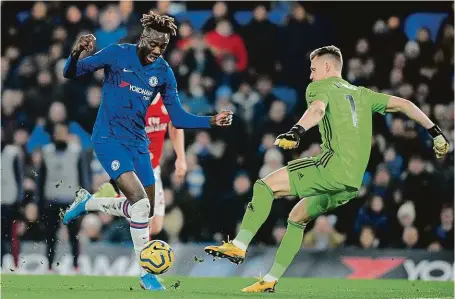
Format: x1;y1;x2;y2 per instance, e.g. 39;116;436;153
61;12;233;290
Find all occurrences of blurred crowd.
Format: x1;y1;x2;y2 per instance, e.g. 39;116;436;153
1;1;454;269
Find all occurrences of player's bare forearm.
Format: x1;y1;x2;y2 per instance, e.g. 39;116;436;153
297;104;325;131
275;100;325;150
169;122;185;160
385;96;434;129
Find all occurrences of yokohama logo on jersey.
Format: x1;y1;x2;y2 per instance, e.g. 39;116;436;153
118;81;153;96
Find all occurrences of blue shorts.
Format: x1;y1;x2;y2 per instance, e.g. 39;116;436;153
93;140;155;187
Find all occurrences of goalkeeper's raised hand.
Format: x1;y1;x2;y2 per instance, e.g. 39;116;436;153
428;125;450;158
274;125;306;150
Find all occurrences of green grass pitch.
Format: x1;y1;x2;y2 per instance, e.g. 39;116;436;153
2;275;453;299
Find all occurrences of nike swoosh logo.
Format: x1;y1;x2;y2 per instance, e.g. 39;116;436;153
123;68;133;72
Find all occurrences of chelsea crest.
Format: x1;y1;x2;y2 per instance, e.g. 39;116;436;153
149;76;158;87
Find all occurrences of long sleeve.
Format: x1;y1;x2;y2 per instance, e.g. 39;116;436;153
69;122;92;150
26;125;51;154
233;35;248;72
160;67;212;129
63;44;117;79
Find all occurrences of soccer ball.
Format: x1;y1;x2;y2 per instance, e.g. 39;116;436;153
140;240;175;275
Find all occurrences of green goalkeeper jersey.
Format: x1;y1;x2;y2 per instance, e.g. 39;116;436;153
306;77;390;189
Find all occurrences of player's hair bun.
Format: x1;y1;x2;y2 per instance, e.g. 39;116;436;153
141;11;177;36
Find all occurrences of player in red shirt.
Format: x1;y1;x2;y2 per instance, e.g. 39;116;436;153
145;93;187;236
93;93;187;237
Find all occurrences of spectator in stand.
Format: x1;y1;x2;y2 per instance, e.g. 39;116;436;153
161;188;184;244
51;59;87;116
80;213;102;243
1;57;10;86
26;102;91;154
371;165;393;200
183;34;219;90
180;72;212;115
279;3;315;87
215;54;243;91
23;67;54;125
205;19;248;72
354;195;389;246
20;2;52;56
436;22;454;63
398;226;422;249
425;205;454;250
242;5;278;76
202;1;240;33
1;131;24;265
303;216;345;249
167;48;189;90
254;75;279;117
118;0;141;36
232;81;261;132
39;122;88;272
216;172;252;241
85;4;99;28
348;38;376;86
383;146;403;180
390;201;416;246
176;21;194;51
76;86;101;134
64;5;94;44
401;156;437;228
259;148;283;178
415;27;434;67
49;43;63;65
358;226;379;249
17;201;46;242
94;5;127;51
2;89;29;139
183;152;206;200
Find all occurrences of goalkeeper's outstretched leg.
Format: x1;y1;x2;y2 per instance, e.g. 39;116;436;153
242;191;354;293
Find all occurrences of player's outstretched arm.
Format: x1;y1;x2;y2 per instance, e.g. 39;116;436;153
63;34;114;79
168;122;187;181
385;96;449;158
161;68;233;129
275;100;326;150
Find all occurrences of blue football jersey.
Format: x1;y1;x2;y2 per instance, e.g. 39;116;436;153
63;43;211;146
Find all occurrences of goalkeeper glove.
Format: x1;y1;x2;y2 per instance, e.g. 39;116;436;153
274;125;306;150
427;125;449;159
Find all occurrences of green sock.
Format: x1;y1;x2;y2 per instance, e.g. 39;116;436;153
233;180;274;249
267;220;306;280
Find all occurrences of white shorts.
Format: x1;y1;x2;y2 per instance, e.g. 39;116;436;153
153;166;165;216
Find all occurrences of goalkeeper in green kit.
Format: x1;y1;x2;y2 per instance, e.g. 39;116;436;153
204;46;450;293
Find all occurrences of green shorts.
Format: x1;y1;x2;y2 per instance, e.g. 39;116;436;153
286;156;358;219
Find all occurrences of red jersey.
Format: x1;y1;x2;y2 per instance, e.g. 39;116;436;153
145;94;170;168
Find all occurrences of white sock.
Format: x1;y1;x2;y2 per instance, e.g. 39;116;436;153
263;274;278;282
232;239;247;251
85;197;131;217
129;198;150;277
